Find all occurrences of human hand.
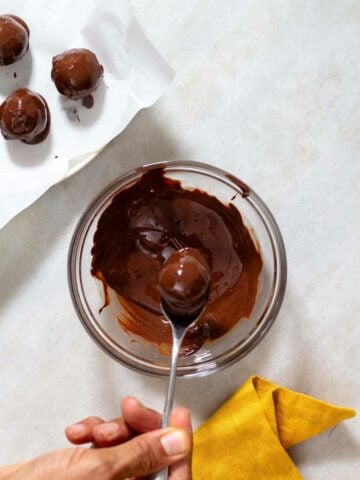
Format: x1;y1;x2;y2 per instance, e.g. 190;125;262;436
0;397;192;480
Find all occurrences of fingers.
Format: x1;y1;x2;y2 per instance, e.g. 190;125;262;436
169;408;193;480
66;415;133;447
65;416;104;444
65;398;162;448
98;427;191;479
92;419;133;447
121;396;162;433
92;397;162;447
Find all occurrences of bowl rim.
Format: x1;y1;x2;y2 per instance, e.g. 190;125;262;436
68;160;287;378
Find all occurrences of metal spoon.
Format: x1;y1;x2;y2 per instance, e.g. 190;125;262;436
153;248;211;480
152;305;207;480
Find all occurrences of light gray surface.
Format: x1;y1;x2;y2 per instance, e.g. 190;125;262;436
0;1;359;478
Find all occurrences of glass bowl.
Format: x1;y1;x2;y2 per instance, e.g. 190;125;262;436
68;161;286;378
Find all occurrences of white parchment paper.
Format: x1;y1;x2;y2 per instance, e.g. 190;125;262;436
0;0;174;229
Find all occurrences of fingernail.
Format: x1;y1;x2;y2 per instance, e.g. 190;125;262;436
97;422;119;438
67;424;87;437
161;430;187;456
132;397;143;407
126;397;143;408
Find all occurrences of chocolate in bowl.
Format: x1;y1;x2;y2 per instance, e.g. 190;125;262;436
68;161;287;378
91;168;263;356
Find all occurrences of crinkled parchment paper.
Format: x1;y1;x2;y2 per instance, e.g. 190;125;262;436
0;0;174;229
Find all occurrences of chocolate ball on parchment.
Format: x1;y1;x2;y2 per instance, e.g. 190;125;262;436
51;48;103;107
0;88;50;144
0;15;29;65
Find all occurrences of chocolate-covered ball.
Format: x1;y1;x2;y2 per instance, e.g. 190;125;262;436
0;88;51;144
158;247;211;319
51;48;103;101
0;15;29;66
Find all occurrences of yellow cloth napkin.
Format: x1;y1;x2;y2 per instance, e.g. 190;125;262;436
193;376;355;479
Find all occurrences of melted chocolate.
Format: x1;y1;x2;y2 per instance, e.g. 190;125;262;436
0;88;50;144
82;95;94;109
51;48;103;100
0;15;29;66
91;169;263;355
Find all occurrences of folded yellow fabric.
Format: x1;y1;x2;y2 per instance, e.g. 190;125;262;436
193;376;355;479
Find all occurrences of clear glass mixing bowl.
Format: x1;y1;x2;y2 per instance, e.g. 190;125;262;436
68;161;286;378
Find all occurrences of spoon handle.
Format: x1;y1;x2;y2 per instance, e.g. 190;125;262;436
153;326;185;480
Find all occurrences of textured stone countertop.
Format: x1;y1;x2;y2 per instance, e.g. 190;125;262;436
0;1;359;478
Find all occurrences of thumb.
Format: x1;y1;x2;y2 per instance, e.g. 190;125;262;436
99;427;191;479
